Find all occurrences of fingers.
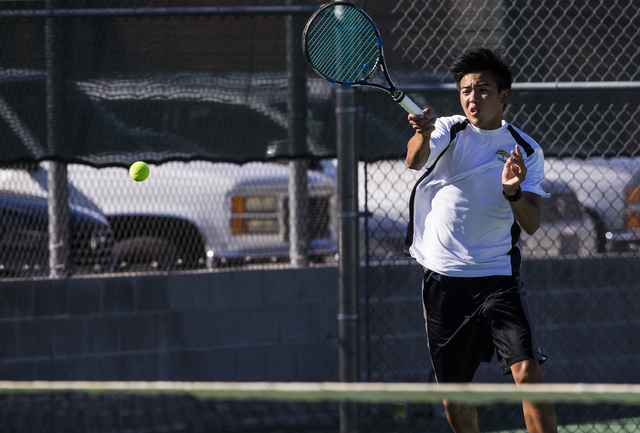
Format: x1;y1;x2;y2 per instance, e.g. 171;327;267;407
408;108;436;136
507;145;527;181
509;146;524;166
407;107;433;122
511;144;523;160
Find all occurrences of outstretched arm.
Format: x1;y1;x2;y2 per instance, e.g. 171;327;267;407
502;145;541;235
406;108;437;170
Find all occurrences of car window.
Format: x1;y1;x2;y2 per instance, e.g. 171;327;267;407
541;191;583;222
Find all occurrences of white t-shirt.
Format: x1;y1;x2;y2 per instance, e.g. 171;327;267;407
406;115;549;277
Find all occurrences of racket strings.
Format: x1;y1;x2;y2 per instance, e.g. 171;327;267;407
310;14;377;81
310;25;378;83
306;7;380;83
311;10;372;61
307;14;363;71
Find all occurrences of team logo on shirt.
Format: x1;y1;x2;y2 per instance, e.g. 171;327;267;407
496;150;510;163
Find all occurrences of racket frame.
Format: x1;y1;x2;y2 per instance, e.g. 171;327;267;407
302;1;420;113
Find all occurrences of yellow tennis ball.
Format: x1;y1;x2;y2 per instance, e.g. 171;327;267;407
129;161;149;182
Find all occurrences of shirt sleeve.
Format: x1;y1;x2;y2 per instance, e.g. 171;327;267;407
521;146;551;199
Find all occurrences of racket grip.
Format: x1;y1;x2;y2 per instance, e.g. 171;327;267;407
395;93;424;115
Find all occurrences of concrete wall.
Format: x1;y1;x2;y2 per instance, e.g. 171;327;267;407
0;257;637;384
0;267;340;382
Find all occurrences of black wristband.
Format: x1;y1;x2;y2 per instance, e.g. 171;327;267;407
503;186;522;202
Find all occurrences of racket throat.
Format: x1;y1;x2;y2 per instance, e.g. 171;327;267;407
391;89;406;102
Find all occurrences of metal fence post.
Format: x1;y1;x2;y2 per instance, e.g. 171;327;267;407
336;87;360;433
45;0;70;278
333;3;360;431
287;0;309;268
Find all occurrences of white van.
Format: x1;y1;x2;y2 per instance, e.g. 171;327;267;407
0;161;338;271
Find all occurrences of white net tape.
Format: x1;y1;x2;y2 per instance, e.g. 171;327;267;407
3;381;640;405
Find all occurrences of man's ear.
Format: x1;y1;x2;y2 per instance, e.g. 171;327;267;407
501;88;511;105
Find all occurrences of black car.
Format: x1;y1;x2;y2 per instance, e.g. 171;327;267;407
0;192;116;278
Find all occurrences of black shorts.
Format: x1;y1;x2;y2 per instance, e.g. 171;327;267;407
421;269;546;383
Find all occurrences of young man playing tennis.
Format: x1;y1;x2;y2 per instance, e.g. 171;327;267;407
405;47;558;433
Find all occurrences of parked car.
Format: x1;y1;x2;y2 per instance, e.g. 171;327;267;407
545;157;640;252
519;179;597;258
0;69;419;270
0;161;338;272
0;190;116;278
0;69;344;271
320;160;413;262
359;212;408;262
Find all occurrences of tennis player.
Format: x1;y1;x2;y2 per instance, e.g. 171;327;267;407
405;47;558;432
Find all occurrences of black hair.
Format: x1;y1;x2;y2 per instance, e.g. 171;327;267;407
449;47;513;92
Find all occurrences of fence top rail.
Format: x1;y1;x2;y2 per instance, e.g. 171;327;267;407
401;81;640;92
0;5;320;18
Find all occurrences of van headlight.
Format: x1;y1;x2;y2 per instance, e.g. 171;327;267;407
231;195;279;234
231;196;278;213
231;218;279;234
625;186;640;230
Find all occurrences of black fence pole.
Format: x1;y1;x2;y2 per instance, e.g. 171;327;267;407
45;0;70;278
336;87;360;433
287;0;309;268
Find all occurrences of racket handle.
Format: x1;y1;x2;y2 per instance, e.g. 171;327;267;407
395;92;424;115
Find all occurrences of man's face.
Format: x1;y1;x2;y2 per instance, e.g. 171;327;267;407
459;72;510;130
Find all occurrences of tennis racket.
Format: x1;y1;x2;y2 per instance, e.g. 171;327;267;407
302;1;423;115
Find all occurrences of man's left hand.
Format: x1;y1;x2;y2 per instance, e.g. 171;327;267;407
502;145;526;195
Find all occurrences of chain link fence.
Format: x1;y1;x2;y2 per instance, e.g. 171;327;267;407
1;0;640;430
0;1;342;276
358;1;640;430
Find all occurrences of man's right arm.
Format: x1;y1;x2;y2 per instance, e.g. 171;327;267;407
406;108;437;170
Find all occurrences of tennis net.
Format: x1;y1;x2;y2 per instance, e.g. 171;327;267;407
2;381;640;432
